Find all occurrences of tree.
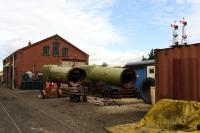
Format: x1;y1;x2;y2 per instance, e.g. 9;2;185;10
142;56;148;61
142;49;155;61
102;62;108;67
148;49;155;60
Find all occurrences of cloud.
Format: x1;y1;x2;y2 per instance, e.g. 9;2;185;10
0;38;25;66
149;1;188;25
0;0;147;70
184;1;200;43
0;0;120;46
148;0;200;44
89;46;148;65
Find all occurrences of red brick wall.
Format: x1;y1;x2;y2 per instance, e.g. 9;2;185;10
14;36;88;87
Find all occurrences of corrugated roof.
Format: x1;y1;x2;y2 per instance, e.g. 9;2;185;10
125;60;155;67
155;43;200;51
3;63;11;68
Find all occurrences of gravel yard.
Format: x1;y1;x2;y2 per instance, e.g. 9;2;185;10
0;87;151;133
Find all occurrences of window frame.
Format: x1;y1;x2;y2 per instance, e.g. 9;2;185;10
62;47;69;57
43;45;50;56
52;42;60;56
149;68;155;74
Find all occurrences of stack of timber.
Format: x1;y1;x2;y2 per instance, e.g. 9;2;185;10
87;96;120;106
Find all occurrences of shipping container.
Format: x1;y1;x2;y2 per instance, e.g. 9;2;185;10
155;44;200;102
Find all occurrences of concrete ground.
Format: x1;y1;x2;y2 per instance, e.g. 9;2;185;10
0;87;151;133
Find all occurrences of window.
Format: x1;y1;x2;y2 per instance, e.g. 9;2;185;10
53;42;60;56
43;45;49;56
62;48;68;57
149;68;155;74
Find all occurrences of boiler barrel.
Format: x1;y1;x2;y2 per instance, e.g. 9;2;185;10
43;65;86;83
80;65;136;88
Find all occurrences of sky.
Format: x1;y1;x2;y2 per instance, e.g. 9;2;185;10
1;0;200;70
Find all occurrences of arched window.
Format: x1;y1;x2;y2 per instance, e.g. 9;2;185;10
53;42;60;56
62;48;68;57
43;45;49;56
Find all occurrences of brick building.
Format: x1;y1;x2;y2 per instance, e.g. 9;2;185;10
3;34;89;88
0;71;3;83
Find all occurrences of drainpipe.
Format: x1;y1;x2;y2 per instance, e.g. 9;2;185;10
33;64;35;75
12;55;15;89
